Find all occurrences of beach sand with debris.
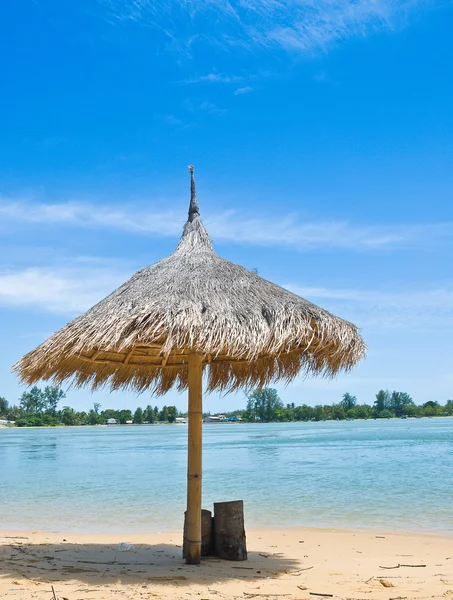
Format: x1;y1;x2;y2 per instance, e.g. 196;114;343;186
1;527;452;600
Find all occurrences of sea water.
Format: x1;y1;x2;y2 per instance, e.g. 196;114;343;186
1;419;452;533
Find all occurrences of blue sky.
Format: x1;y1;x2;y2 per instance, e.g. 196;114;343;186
1;0;453;413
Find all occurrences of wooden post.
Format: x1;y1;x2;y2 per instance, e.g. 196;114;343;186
185;352;203;564
183;509;213;558
213;500;247;560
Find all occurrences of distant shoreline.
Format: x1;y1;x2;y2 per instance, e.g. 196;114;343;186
2;415;453;429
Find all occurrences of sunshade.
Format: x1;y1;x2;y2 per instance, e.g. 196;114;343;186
14;167;365;563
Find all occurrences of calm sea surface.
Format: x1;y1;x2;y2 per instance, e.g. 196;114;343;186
1;419;452;534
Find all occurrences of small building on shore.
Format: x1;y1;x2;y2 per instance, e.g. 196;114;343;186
106;418;117;425
203;415;226;423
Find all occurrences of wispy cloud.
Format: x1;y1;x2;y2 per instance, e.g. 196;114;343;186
234;86;254;95
287;284;453;331
164;114;183;126
182;99;227;113
184;73;245;84
101;0;429;54
0;198;182;236
3;263;452;335
0;266;130;315
209;212;453;250
1;197;452;252
313;72;327;83
198;101;227;113
182;71;269;94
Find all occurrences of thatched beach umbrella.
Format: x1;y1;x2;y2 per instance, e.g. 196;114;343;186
14;167;365;564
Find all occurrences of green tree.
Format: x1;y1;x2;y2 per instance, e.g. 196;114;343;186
423;401;440;417
144;405;154;423
102;409;119;422
60;406;78;426
402;403;420;417
77;411;88;425
118;409;132;424
341;393;357;411
43;386;65;416
20;386;46;413
313;405;327;421
0;397;8;417
379;408;394;419
242;406;254;422
159;406;169;422
374;389;391;416
444;400;453;416
133;407;144;424
331;404;346;420
87;409;101;425
166;406;177;423
276;406;294;421
87;402;103;425
247;388;283;422
14;388;453;428
293;404;314;421
355;404;374;419
279;403;295;422
6;404;23;421
389;391;414;417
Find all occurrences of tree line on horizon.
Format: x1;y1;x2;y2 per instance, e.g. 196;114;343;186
1;386;452;427
242;388;453;422
0;387;179;427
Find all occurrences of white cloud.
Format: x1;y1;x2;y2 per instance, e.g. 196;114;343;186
184;73;245;84
0;199;183;236
164;114;183;126
1;198;452;251
287;285;453;307
0;266;129;314
286;284;453;331
182;99;227;113
101;0;429;54
3;265;452;336
234;86;254;95
208;212;452;250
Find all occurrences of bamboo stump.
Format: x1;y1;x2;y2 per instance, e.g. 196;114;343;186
183;509;213;558
213;500;247;560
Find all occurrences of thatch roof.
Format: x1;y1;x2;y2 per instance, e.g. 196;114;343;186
13;167;365;395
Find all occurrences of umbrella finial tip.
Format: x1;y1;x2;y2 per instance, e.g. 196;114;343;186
188;165;194;173
187;165;199;222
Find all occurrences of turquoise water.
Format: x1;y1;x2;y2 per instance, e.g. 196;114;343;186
1;419;452;534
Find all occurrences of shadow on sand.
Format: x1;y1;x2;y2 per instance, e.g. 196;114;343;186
0;538;301;590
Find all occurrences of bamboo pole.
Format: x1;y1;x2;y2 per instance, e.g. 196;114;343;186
185;352;203;564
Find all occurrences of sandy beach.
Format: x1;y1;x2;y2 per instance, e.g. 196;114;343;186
1;527;452;600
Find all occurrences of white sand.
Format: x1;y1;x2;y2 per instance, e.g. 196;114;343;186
1;527;452;599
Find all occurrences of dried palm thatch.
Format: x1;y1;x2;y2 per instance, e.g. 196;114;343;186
13;167;365;395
